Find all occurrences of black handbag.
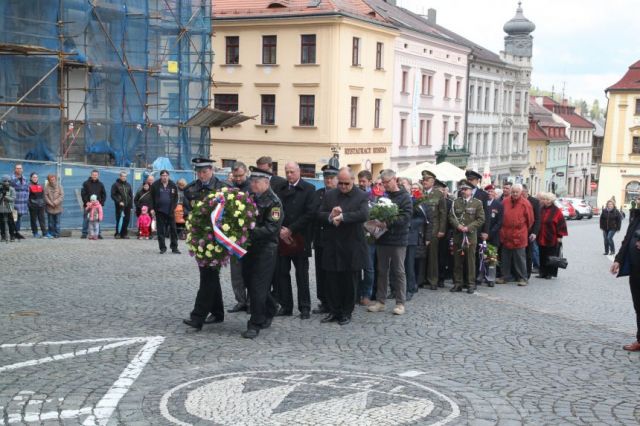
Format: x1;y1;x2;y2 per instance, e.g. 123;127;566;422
547;243;568;269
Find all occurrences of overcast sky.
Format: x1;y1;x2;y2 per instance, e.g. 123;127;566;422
398;0;639;108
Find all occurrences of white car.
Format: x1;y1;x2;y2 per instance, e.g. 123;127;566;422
561;198;593;219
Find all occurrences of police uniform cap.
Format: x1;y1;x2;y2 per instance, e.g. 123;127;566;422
321;164;339;177
457;179;473;190
192;157;215;169
248;165;272;180
434;179;447;188
465;170;482;181
421;170;436;180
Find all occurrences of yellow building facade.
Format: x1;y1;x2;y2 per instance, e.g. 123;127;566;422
211;11;397;177
526;118;548;195
597;60;640;208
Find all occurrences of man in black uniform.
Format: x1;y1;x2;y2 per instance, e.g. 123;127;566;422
311;164;339;314
241;166;284;339
435;179;454;285
182;158;228;330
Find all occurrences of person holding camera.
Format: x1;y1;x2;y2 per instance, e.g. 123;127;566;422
0;175;17;242
536;192;568;279
611;213;640;352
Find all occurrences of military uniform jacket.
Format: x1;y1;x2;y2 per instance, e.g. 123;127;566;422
250;188;284;247
449;197;485;242
419;188;447;235
318;187;369;272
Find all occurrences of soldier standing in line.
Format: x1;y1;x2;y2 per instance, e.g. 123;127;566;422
449;179;485;294
420;170;447;290
182;158;228;330
435;179;454;285
311;164;339;315
465;169;490;286
241;167;284;339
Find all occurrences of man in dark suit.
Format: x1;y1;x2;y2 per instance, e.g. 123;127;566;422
480;184;504;287
274;162;316;319
318;167;369;325
466;169;489;285
311;164;339;314
256;156;287;193
523;184;540;279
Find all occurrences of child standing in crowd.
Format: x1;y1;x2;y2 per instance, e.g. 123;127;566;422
28;172;47;238
137;205;152;239
86;194;103;240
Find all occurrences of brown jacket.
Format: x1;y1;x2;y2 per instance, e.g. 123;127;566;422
44;182;64;214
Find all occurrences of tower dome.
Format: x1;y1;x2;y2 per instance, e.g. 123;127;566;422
503;2;536;35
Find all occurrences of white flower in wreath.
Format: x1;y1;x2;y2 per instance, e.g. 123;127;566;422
378;197;393;206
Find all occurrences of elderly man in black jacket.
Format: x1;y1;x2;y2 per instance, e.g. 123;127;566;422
150;170;179;254
318;167;369;325
111;171;133;239
523;184;541;278
274;162;317;319
368;169;412;316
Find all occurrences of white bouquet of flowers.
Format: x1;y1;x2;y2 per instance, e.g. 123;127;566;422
364;197;399;240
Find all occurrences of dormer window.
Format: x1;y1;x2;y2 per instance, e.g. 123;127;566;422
267;1;287;8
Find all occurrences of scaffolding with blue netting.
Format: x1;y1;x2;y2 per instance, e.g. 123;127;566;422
0;0;212;170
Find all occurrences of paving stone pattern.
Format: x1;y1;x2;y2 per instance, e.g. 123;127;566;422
1;219;638;425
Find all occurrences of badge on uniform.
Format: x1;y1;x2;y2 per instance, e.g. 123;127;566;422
271;207;281;220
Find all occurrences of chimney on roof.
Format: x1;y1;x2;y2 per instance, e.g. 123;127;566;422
427;8;436;24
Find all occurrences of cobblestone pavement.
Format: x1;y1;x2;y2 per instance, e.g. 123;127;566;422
1;218;639;425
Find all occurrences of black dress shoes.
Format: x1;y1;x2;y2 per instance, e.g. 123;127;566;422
159;247;167;254
312;304;329;314
338;316;351;326
172;249;181;254
275;308;293;317
227;304;248;313
300;311;310;320
204;315;224;324
467;286;476;294
182;319;203;330
241;328;259;339
487;282;495;287
321;314;338;323
430;285;438;290
450;286;462;292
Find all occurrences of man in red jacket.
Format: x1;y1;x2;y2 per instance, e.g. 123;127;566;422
497;183;534;286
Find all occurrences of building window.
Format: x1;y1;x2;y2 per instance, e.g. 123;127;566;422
375;42;383;69
455;80;461;99
494;88;499;112
421;74;433;95
419;120;425;146
262;35;277;64
299;163;316;178
214;94;238;112
350;96;358;128
425;119;431;146
484;87;490;111
515;92;521;114
261;94;275;125
299;95;315;126
444;78;450;99
477;86;482;111
401;70;408;93
374;98;381;129
636;99;640;115
442;119;449;144
352;37;360;66
633;136;640;154
225;36;239;64
301;34;316;64
222;159;236;168
469;85;475;110
400;118;406;146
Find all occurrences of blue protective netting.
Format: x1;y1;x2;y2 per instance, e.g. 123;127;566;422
0;0;211;170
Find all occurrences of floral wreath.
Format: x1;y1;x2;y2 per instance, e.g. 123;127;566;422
186;187;258;269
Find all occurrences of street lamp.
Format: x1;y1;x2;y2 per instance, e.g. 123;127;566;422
528;165;536;192
581;167;588;198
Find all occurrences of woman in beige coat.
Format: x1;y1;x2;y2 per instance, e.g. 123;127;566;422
44;174;64;238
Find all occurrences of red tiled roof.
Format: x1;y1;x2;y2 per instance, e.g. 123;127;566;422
607;60;640;91
528;121;548;140
534;97;594;129
214;0;389;24
556;111;595;129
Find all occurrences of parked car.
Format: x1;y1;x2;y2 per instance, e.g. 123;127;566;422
555;199;577;220
561;197;593;219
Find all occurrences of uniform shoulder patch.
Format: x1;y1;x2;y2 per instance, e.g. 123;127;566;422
271;207;281;220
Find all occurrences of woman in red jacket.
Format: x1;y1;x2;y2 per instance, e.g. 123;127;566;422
497;184;534;285
537;192;568;279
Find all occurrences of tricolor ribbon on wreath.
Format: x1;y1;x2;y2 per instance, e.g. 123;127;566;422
478;240;487;277
210;195;247;259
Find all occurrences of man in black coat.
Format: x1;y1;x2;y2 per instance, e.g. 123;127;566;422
318;167;369;325
111;171;133;239
480;185;503;287
523;184;541;278
150;170;179;254
311;164;339;315
256;156;287;193
611;214;640;351
274;162;316;319
466;169;490;285
81;169;107;239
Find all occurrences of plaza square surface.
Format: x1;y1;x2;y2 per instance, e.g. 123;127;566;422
1;219;638;425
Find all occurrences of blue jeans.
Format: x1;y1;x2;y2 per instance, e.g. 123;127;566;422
82;211;102;237
404;245;417;294
532;240;540;268
603;230;616;254
47;213;61;237
358;244;376;299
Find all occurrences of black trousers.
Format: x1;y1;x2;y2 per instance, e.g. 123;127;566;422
276;255;311;313
156;211;177;251
629;275;640;342
526;238;534;279
314;246;327;306
190;266;224;323
539;244;560;278
115;205;131;237
243;244;279;329
326;271;358;319
0;212;16;239
29;206;46;235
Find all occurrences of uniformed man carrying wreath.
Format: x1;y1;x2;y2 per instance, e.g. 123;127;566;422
241;166;284;339
182;158;228;330
449;179;485;294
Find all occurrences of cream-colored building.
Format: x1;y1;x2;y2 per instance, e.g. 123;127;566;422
211;0;398;177
598;60;640;209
